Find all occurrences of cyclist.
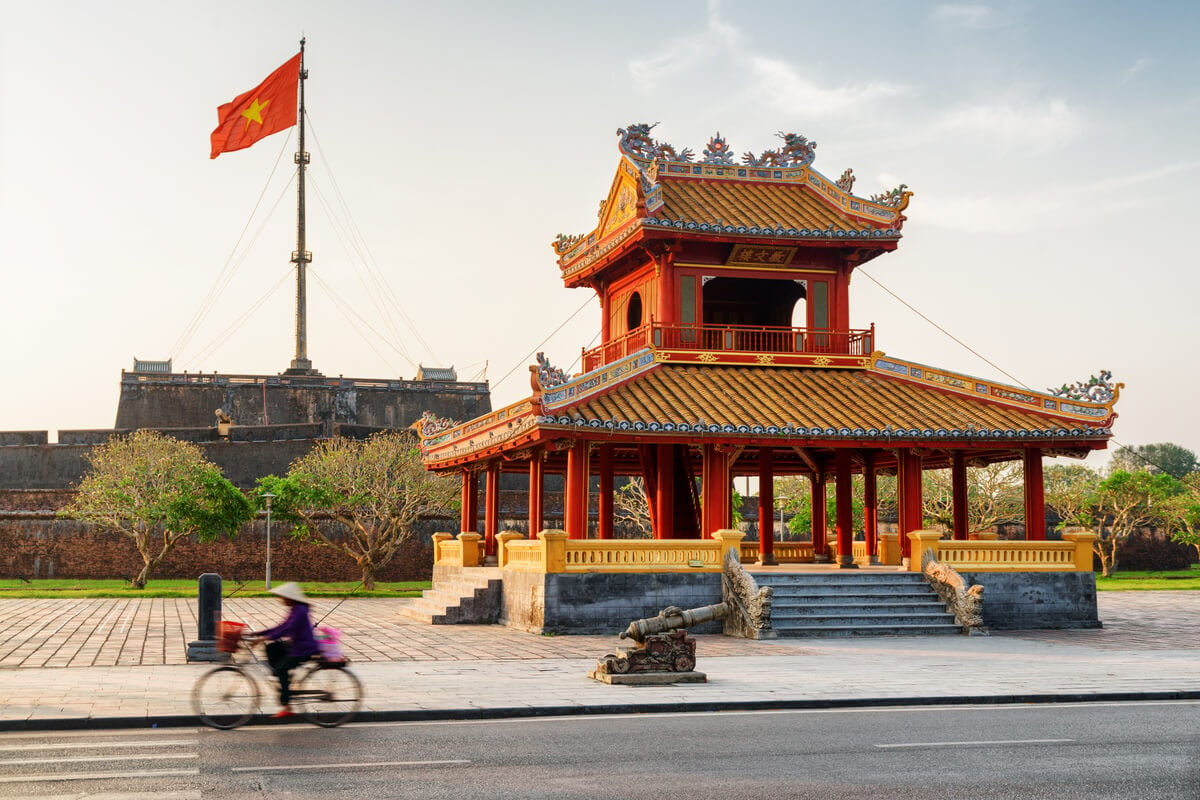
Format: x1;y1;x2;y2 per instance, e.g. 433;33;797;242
250;582;321;718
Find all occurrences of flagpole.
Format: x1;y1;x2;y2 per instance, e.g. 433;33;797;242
287;37;317;375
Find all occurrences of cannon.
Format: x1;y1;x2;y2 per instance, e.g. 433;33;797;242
590;604;728;683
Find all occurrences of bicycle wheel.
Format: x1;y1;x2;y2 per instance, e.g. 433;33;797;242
192;666;260;729
295;664;362;728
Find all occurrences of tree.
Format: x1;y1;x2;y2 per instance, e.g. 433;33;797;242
921;462;1024;536
1110;443;1199;480
1043;463;1102;532
62;430;253;588
1087;469;1179;576
614;478;652;537
1164;472;1200;562
775;475;868;539
257;431;459;589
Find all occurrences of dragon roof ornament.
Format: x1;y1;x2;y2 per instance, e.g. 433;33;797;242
535;352;569;389
617;124;818;168
1050;370;1120;404
416;410;460;438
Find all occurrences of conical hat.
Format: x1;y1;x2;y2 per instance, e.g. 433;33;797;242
268;582;310;604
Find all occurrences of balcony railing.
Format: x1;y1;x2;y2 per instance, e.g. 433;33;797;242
581;322;874;372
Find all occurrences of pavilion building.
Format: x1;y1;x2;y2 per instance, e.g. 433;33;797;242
415;124;1116;633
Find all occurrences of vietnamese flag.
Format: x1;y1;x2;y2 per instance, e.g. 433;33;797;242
210;52;301;159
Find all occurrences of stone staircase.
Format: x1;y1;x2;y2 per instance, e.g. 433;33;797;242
399;567;503;625
753;571;962;637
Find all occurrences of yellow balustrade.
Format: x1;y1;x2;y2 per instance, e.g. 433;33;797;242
741;540;817;563
431;532;483;568
494;529;744;573
907;530;1097;572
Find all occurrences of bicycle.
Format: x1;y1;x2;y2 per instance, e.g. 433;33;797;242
192;621;363;729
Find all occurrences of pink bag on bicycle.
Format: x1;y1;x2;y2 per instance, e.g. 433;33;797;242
315;625;344;660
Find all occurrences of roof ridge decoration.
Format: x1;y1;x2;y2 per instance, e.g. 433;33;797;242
416;410;460;438
1050;370;1121;405
617;123;819;168
534;352;569;390
869;353;1120;427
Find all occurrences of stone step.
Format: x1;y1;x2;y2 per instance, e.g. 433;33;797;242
772;601;950;616
773;610;955;625
772;623;964;638
767;588;937;600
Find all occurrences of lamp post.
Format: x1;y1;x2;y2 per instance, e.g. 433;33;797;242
260;493;276;590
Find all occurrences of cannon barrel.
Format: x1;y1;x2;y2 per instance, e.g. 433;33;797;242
619;603;728;643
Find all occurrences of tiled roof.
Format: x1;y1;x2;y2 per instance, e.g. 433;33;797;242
655;179;874;234
539;365;1112;442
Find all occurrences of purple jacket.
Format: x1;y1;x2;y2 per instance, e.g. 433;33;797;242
255;604;321;659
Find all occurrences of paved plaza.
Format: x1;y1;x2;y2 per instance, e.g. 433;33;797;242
0;592;1197;730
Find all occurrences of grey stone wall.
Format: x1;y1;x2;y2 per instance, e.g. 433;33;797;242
500;571;724;635
962;571;1100;630
114;373;490;431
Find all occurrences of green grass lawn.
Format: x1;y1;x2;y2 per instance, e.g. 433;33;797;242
1095;565;1200;591
0;579;429;599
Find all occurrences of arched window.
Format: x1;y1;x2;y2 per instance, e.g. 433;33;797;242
626;291;643;331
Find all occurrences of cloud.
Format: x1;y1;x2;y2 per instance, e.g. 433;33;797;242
934;98;1085;152
749;56;911;119
931;4;997;29
627;0;740;90
627;0;908;119
1121;57;1150;84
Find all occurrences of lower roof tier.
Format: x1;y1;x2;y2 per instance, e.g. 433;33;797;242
418;350;1118;472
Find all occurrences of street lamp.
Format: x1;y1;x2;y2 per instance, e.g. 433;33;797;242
260;493;276;590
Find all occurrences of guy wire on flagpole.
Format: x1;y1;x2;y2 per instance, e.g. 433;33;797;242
287;36;317;375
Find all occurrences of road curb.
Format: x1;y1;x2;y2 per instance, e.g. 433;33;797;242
4;690;1199;732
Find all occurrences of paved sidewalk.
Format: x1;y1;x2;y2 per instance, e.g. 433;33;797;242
1;592;1197;730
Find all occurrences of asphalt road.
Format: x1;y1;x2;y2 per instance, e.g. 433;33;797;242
1;701;1197;799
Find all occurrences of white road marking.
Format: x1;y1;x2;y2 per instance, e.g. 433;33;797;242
3;753;197;766
231;759;470;772
875;738;1075;749
2;793;201;799
0;768;198;783
0;728;200;741
0;740;197;752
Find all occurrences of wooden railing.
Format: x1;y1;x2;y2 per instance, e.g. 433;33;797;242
500;530;745;574
581;322;875;371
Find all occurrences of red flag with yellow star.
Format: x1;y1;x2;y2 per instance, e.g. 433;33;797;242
210;52;301;159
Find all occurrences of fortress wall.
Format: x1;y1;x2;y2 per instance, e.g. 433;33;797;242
114;375;491;430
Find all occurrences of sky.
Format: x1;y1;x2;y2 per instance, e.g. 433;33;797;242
2;1;1198;468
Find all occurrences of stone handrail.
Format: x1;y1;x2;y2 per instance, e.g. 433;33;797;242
907;530;1096;572
499;530;745;574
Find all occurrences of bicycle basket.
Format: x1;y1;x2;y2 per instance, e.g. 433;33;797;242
217;620;247;653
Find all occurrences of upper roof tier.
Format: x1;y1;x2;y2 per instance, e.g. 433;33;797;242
553;124;913;283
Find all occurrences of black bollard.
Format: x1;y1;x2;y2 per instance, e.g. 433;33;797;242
187;573;224;662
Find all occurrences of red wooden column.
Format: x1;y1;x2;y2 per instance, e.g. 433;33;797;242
757;449;777;565
655;443;675;539
951;451;969;540
1024;447;1046;540
834;449;857;568
528;451;544;537
460;468;479;535
896;448;923;561
484;460;500;558
701;445;729;538
811;472;828;561
597;445;614;540
564;441;588;539
862;451;879;561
